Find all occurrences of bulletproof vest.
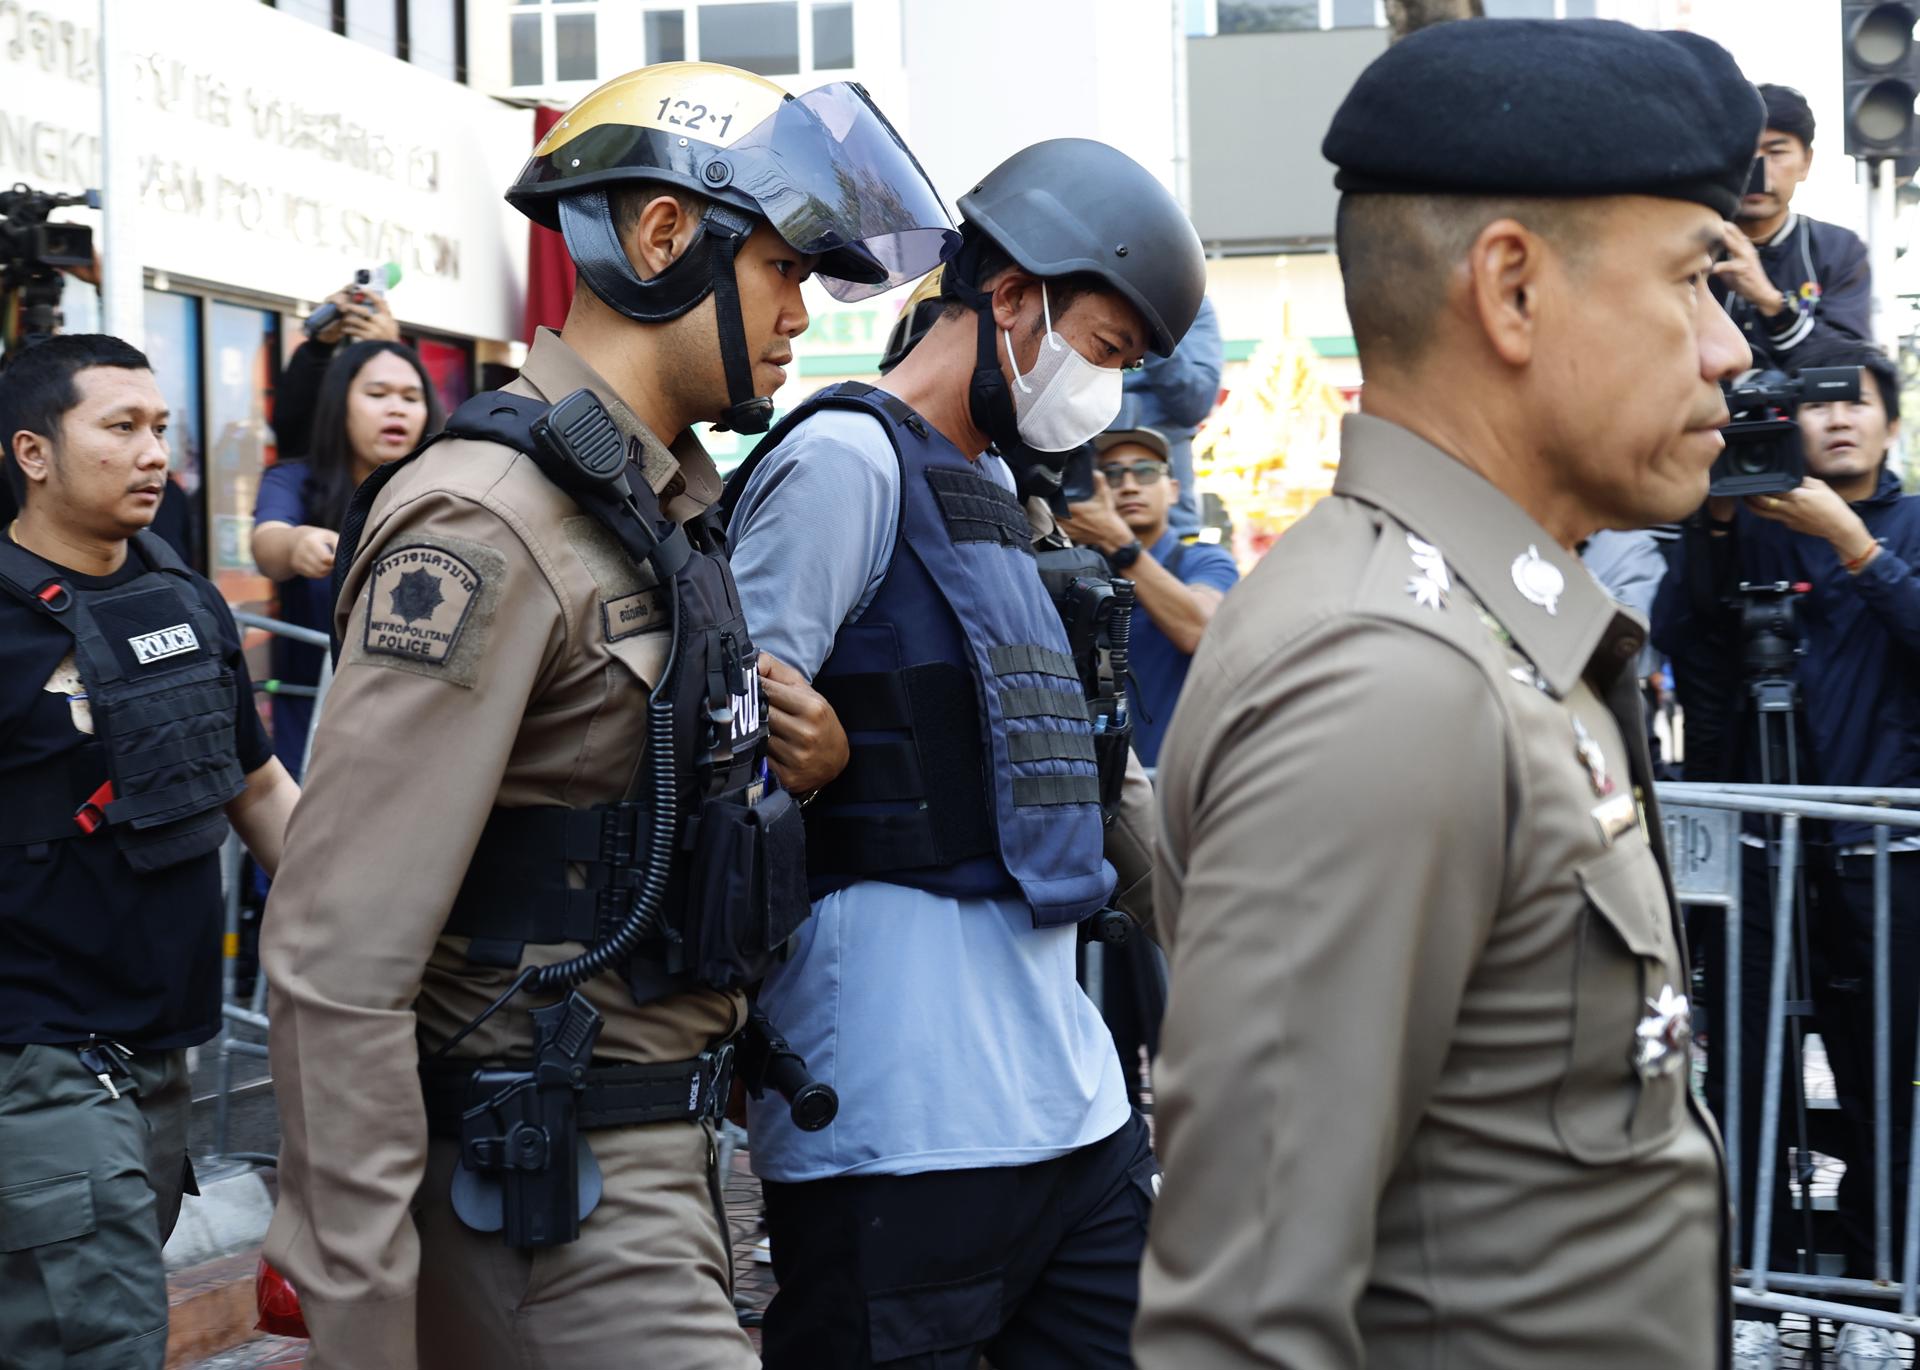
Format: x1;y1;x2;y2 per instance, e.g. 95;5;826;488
727;383;1111;928
335;390;807;1003
0;531;245;872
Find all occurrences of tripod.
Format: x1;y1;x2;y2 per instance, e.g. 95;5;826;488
1730;582;1834;1358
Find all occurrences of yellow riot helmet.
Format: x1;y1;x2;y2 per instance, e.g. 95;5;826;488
877;268;947;374
509;62;957;432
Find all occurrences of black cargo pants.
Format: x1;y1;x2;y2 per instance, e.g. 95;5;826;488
0;1044;193;1370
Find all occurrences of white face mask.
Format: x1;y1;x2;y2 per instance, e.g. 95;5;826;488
1002;283;1124;453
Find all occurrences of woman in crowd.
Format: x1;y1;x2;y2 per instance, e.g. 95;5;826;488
253;340;441;777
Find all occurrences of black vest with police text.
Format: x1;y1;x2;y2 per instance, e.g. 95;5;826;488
0;531;245;872
351;390;808;1003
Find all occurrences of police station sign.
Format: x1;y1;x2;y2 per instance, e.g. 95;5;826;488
0;0;528;340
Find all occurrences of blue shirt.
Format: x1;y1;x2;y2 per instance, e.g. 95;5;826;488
1127;528;1240;767
251;462;331;777
728;403;1129;1182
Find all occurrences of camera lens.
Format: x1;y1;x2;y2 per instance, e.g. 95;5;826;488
1735;449;1771;476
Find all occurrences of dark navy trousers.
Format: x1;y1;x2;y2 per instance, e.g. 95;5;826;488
760;1112;1157;1369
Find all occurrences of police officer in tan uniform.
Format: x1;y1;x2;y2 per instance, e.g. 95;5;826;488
1135;20;1759;1370
260;62;953;1370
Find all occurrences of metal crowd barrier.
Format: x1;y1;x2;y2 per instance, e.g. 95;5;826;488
208;610;333;1165
1659;781;1920;1339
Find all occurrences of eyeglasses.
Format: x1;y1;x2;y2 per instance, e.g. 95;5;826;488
1100;460;1169;486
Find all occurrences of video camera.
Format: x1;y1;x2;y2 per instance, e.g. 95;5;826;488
302;262;402;339
1711;366;1861;498
0;183;98;351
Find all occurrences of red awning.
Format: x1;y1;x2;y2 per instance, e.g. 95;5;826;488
523;105;575;343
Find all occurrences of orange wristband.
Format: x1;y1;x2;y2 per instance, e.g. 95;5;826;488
1843;543;1880;574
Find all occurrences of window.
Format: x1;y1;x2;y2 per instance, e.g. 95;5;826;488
811;1;853;70
205;301;279;607
274;0;335;31
512;11;543;85
345;0;399;55
409;0;461;80
143;291;202;504
646;9;687;63
1482;0;1555;15
554;12;597;80
511;2;599;87
1564;0;1599;13
698;2;800;77
1215;0;1318;33
1330;0;1377;26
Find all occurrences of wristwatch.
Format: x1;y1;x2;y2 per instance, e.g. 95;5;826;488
1106;539;1143;572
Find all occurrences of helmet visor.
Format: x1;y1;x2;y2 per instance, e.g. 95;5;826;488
727;83;958;302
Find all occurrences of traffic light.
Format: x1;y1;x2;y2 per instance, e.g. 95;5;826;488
1844;2;1920;159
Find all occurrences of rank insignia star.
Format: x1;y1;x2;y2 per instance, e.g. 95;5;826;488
1633;984;1692;1080
1405;533;1450;611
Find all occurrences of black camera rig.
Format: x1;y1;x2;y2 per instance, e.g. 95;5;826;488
1;183;99;353
1711;366;1861;498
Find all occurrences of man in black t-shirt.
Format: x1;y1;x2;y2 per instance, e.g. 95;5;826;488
0;335;297;1369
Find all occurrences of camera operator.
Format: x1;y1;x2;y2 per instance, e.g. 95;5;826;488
1652;338;1919;1366
1713;84;1870;370
1057;425;1240;768
273;276;402;462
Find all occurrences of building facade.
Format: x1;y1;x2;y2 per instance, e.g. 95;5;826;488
3;0;529;605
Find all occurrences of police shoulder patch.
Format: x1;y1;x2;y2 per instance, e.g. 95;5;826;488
363;543;483;668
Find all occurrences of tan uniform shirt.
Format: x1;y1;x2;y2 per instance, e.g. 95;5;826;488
262;330;744;1366
1136;415;1727;1369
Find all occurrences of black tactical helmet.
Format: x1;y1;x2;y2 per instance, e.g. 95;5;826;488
954;139;1206;357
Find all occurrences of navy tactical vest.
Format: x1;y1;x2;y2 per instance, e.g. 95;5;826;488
0;531;246;872
727;383;1112;928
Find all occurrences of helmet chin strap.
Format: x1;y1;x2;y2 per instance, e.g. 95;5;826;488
559;191;772;435
946;253;1073;506
702;206;773;435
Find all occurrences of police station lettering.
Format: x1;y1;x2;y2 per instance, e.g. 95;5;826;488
129;623;200;666
364;545;482;666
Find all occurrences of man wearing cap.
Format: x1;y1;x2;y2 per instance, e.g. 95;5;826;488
1135;19;1754;1369
1058;426;1239;769
1714;83;1872;369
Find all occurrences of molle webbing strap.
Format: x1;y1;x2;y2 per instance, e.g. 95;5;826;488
987;644;1078;681
925;468;1031;551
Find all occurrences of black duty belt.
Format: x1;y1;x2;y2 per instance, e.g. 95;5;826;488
419;1048;733;1138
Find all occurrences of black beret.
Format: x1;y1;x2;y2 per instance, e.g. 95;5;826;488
1323;19;1764;218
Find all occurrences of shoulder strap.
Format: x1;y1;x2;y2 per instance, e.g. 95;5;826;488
334;389;543;610
1162;540;1189;579
717;381;914;530
0;534;64;613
